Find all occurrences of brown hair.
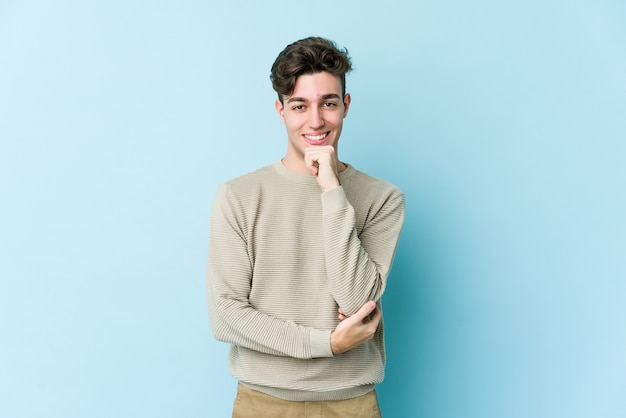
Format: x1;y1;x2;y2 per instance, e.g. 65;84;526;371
270;37;353;102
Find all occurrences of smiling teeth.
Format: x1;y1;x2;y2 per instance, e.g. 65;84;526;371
306;133;327;141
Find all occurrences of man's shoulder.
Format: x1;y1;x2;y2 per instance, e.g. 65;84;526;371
344;166;403;197
221;163;276;190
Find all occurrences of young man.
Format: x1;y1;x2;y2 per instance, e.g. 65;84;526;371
207;37;405;417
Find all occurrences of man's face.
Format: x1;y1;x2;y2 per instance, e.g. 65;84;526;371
275;71;351;173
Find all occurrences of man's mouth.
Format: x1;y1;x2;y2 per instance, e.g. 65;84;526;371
304;132;329;144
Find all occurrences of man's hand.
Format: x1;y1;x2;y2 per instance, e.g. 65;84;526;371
304;146;341;192
330;301;382;355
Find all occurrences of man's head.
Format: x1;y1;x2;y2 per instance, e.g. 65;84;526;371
272;37;353;175
270;37;353;103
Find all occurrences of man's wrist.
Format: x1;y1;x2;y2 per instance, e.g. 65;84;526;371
321;183;340;193
330;331;338;355
321;177;341;192
330;330;344;355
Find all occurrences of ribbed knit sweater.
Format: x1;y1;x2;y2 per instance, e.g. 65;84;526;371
207;160;405;401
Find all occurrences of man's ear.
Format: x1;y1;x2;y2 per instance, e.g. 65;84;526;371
275;99;285;122
343;93;352;118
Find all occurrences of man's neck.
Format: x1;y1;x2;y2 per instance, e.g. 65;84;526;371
280;155;310;175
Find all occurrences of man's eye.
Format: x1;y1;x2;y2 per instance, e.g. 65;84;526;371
292;105;305;111
323;102;337;107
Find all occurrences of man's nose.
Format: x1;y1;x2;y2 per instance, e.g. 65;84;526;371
308;107;324;129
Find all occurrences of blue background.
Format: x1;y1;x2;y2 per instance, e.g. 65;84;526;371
1;1;624;417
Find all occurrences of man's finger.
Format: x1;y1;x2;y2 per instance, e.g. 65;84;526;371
368;306;382;326
352;301;376;321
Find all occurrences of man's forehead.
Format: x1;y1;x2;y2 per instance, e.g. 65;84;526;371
288;72;342;95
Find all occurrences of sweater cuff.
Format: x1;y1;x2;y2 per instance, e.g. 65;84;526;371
320;186;349;213
309;329;334;358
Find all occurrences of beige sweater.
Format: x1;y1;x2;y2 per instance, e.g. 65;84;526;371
207;160;404;401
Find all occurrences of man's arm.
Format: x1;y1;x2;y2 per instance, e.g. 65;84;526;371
207;184;382;358
322;186;404;316
207;184;333;359
305;146;405;317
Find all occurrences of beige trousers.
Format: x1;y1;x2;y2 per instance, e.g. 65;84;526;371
232;384;382;418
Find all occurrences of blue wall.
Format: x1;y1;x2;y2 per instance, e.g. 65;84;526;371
1;1;624;417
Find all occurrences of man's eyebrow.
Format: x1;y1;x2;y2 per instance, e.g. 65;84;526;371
286;93;342;104
286;97;307;104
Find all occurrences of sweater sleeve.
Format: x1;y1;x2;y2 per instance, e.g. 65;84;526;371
206;184;334;359
321;185;405;316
